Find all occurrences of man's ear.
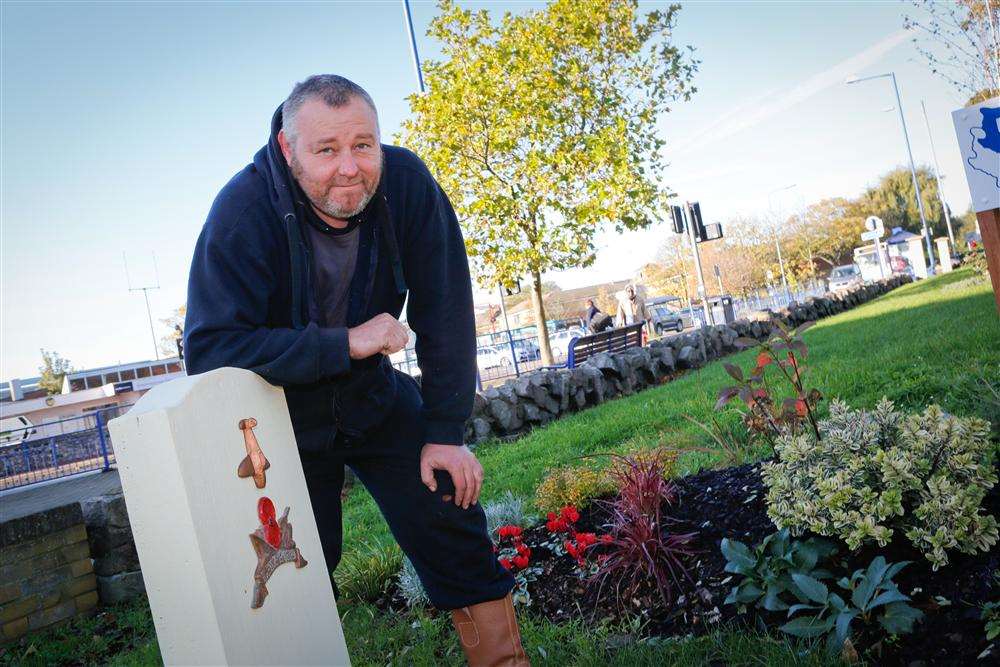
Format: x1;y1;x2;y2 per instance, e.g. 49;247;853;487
277;129;293;164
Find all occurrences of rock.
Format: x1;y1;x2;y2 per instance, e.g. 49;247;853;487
97;571;145;604
677;346;698;369
94;544;140;577
488;399;522;433
585;352;619;376
470;417;491;442
81;494;131;530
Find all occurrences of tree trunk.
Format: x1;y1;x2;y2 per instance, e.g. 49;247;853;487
530;269;555;366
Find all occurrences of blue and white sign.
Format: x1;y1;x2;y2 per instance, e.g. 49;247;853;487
952;97;1000;213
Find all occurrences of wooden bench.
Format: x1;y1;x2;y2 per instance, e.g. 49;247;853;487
545;322;645;369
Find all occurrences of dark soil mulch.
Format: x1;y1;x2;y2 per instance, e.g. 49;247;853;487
379;462;1000;665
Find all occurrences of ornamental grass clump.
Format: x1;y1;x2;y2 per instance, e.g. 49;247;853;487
591;449;696;608
762;398;997;569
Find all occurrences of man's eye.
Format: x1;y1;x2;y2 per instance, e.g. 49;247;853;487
355;143;371;150
319;147;334;154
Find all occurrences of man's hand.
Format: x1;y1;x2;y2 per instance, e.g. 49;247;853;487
348;313;409;359
419;444;484;509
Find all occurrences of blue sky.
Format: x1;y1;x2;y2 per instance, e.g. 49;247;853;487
1;1;975;378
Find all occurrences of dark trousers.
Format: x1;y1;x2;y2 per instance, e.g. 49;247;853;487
300;371;514;610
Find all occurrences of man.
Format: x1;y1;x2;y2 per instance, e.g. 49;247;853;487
583;299;612;334
615;283;652;337
184;75;527;666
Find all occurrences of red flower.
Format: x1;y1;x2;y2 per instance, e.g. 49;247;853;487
794;398;808;418
515;543;531;558
546;511;557;521
546;518;569;533
600;534;613;544
560;505;580;524
512;555;530;570
576;532;597;548
497;525;523;539
499;557;512;570
565;540;579;559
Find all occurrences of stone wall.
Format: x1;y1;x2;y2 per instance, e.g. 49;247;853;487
463;276;912;444
81;493;145;604
0;503;98;643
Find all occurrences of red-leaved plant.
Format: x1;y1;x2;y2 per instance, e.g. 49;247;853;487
716;321;822;445
590;450;696;608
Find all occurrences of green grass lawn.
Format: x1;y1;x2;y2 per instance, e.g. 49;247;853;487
6;269;996;666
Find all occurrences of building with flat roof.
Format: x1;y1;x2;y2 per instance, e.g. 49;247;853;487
1;357;185;440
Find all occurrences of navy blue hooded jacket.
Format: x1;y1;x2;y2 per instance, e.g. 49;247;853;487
183;105;476;450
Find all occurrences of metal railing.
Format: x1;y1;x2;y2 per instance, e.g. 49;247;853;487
0;404;131;491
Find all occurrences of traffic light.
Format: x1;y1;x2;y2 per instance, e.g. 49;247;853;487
670;205;685;234
687;202;707;242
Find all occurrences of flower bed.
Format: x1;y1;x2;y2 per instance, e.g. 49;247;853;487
377;321;999;665
376;460;998;664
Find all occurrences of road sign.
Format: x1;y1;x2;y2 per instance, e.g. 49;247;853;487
860;230;883;241
865;216;884;234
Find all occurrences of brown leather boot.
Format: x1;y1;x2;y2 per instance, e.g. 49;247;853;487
450;592;530;667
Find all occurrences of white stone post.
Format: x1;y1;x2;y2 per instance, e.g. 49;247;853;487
108;367;350;666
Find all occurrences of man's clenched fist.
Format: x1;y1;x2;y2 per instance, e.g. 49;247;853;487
348;313;409;359
420;444;484;509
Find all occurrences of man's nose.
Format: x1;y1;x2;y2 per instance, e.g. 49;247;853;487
337;153;360;178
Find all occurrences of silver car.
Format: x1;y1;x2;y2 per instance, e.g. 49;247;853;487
828;264;864;292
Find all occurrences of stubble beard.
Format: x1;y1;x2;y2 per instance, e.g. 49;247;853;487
289;151;382;221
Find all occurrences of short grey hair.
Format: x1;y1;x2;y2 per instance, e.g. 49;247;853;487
281;74;379;144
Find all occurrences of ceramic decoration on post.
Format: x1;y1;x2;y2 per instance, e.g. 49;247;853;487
250;497;308;610
237;418;270;489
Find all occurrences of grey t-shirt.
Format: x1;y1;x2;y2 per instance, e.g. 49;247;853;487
304;221;360;328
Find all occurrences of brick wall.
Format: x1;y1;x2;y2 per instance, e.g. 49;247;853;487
0;503;98;643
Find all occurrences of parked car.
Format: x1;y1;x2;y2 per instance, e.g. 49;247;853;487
648;304;686;335
828;264;864;292
549;327;585;359
0;415;34;446
476;345;512;371
510;338;541;362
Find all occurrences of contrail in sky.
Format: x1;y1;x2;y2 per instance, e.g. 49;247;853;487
669;29;911;156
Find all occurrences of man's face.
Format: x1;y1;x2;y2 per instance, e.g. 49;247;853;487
278;96;382;222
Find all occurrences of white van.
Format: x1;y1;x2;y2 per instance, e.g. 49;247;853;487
0;415;35;446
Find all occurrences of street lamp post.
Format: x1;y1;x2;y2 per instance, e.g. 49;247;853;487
401;0;425;93
847;72;935;275
768;184;795;304
920;100;956;251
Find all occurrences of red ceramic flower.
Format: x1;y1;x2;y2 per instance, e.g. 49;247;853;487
257;497;281;548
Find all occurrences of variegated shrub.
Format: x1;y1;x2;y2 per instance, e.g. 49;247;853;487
762;398;997;569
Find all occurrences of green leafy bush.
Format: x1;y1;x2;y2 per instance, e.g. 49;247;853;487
337;541;402;603
779;556;922;656
534;464;618;514
721;529;838;611
762;398;998;568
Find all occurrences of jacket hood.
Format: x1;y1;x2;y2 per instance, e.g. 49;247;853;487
253;103;407;328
